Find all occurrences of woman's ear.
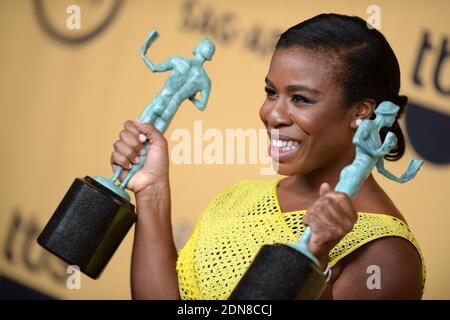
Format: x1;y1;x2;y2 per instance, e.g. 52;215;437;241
350;99;376;129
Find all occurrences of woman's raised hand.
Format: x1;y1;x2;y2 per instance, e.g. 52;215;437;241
111;120;170;197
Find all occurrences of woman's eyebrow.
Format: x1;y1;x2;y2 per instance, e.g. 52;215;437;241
265;77;322;96
264;78;276;89
286;84;322;96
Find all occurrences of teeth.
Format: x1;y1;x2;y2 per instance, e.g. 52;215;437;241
271;139;300;150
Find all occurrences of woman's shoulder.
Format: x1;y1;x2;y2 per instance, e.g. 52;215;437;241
355;177;406;222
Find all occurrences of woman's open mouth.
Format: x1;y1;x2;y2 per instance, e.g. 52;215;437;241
268;137;301;161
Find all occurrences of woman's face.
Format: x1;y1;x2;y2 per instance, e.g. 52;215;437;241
259;47;357;176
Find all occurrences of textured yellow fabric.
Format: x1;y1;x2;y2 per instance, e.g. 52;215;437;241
176;179;426;300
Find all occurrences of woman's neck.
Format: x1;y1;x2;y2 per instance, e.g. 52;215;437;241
278;171;380;213
287;152;357;198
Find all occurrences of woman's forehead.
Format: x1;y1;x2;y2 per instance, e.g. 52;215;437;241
267;47;340;90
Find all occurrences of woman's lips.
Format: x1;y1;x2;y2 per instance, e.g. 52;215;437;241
268;138;301;161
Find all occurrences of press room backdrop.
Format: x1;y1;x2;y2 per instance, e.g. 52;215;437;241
0;0;448;299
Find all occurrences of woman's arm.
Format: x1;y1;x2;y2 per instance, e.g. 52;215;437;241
330;236;423;299
111;120;180;299
131;179;180;299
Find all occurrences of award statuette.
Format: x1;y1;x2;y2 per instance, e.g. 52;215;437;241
38;29;215;279
229;101;423;299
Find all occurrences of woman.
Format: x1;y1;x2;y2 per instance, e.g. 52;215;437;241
111;14;425;299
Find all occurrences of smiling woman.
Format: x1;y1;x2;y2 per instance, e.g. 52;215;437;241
111;13;425;300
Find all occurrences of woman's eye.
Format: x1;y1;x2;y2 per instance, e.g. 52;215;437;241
291;94;311;104
265;87;277;99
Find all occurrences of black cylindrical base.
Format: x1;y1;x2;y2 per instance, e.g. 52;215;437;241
229;244;326;300
37;176;136;279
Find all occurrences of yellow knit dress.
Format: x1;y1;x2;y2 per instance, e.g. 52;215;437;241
176;179;425;299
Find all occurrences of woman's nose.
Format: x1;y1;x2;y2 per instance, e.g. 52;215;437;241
265;98;292;128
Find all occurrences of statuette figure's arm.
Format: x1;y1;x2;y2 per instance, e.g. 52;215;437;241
139;28;173;73
189;83;211;111
140;51;173;73
375;131;397;157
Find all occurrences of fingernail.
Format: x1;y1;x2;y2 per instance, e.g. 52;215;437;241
138;134;146;142
139;148;146;155
128;163;133;169
134;156;140;164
